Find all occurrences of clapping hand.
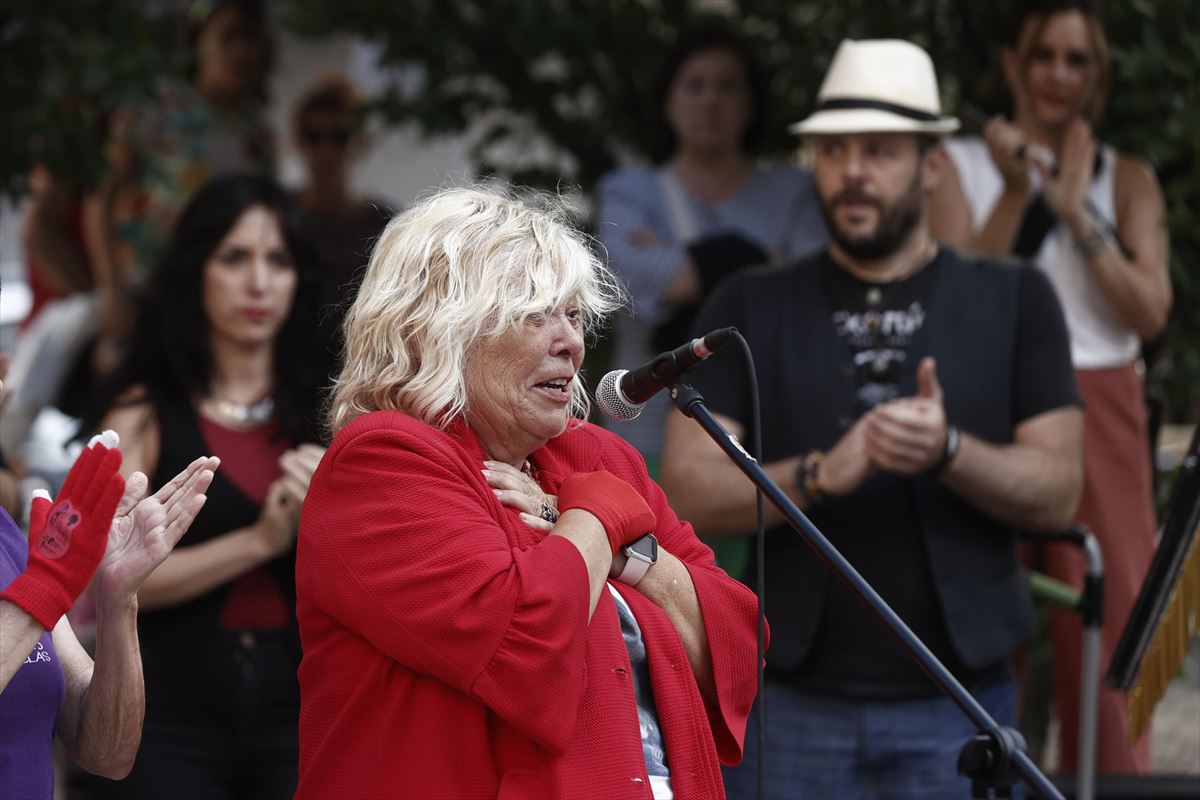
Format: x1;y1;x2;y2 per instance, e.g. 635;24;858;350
866;357;949;475
94;456;219;603
1037;118;1097;235
1;432;125;629
983;115;1035;193
819;413;877;498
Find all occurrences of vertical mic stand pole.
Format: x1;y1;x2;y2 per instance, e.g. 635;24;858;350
670;382;1063;800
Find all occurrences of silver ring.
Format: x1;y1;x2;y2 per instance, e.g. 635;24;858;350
539;503;559;524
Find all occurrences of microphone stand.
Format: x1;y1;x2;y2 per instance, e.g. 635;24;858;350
670;381;1064;800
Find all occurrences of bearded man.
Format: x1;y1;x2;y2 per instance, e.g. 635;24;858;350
661;39;1084;800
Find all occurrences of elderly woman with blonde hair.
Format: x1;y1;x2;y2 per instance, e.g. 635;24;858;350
295;184;763;799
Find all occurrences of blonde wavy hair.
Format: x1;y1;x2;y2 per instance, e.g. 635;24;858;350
327;184;625;435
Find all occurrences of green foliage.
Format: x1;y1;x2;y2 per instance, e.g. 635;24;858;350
0;1;186;197
1089;0;1200;423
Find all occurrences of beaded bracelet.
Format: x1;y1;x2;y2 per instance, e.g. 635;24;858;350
1076;227;1108;258
794;450;828;506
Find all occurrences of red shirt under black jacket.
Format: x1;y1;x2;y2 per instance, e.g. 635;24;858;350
295;410;764;799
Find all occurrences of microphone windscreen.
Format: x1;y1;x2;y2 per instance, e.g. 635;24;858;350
595;370;642;421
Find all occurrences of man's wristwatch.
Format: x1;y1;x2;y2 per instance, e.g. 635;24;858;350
929;424;960;477
616;533;658;586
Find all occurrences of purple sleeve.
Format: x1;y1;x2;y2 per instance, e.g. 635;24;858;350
0;511;29;580
0;511;66;800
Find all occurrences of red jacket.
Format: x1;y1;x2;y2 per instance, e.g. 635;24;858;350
295;411;764;799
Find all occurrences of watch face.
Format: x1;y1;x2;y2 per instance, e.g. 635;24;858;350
627;533;658;563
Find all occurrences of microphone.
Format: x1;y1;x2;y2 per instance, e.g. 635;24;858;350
596;327;737;420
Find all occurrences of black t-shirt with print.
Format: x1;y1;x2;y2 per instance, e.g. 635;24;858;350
824;253;938;414
688;248;1078;697
792;254;987;696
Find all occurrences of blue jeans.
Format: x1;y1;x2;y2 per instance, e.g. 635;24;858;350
723;679;1023;800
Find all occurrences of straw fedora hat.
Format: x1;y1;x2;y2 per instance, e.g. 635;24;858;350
790;39;959;135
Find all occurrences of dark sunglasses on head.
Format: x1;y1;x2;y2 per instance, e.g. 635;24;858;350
301;128;352;147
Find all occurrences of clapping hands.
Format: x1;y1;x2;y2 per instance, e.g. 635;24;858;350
2;435;220;626
821;358;951;497
983;114;1096;234
864;358;949;476
1037;119;1097;234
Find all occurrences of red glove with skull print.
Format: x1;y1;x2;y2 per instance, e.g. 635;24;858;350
1;431;125;630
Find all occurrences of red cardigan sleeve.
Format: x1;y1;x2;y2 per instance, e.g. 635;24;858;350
599;434;767;764
299;420;593;754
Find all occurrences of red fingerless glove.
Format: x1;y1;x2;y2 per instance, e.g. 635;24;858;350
1;433;125;630
557;470;656;556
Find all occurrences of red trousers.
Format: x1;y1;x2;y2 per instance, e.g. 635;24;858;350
1024;363;1155;774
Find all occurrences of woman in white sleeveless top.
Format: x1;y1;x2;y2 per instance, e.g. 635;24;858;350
930;0;1171;776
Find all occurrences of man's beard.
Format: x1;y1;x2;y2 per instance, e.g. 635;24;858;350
819;172;923;262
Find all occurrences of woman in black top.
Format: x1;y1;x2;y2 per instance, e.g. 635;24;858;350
76;174;335;799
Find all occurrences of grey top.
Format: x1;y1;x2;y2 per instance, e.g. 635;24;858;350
608;584;670;780
595;162;827;459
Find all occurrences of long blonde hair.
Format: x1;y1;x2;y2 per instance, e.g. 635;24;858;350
328;184;624;435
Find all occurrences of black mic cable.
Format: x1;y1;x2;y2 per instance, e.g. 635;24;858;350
729;330;767;800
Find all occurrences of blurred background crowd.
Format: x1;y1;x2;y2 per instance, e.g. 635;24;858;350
0;0;1196;798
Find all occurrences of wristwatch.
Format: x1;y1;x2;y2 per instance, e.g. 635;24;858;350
929;424;960;477
616;533;658;586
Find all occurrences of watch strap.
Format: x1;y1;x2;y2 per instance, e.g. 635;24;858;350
929;424;960;477
616;551;653;586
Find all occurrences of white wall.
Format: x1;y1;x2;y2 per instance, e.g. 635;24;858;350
0;197;34;349
269;33;475;210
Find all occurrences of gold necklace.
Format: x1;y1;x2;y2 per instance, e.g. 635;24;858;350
206;394;275;426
